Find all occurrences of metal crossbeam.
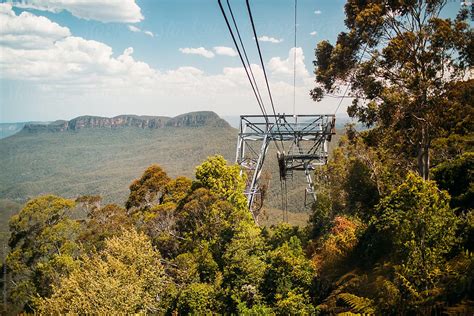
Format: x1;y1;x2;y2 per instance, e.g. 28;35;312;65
236;114;335;222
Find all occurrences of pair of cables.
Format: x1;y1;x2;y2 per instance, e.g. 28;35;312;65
218;0;287;152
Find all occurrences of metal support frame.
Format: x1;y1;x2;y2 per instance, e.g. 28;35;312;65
236;114;336;220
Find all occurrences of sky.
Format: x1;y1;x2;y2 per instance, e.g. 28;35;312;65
0;0;466;122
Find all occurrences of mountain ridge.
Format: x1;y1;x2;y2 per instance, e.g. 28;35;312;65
22;111;230;133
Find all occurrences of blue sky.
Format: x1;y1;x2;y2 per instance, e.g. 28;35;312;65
0;0;465;122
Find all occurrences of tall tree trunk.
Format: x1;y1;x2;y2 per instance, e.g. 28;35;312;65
417;124;430;180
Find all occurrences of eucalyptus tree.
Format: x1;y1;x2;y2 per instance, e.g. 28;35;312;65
312;0;473;179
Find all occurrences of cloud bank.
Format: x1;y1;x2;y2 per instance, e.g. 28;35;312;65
0;3;342;121
268;47;310;79
11;0;143;23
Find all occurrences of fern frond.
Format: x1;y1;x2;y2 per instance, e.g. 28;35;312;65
338;293;376;314
337;312;361;316
395;272;420;299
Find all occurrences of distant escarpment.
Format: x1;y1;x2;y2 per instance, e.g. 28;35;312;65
22;111;230;133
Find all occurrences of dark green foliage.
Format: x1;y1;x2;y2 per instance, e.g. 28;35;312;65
308;4;473;308
223;222;268;310
310;137;471;313
2;2;472;312
345;159;379;219
432;152;474;211
308;192;333;239
459;211;474;251
374;173;458;288
3;138;472;314
263;236;315;305
266;222;308;249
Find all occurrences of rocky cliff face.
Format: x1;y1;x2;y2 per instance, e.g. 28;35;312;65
22;111;230;133
166;111;229;128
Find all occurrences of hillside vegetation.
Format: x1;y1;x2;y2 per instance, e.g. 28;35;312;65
0;124;235;202
0;112;317;213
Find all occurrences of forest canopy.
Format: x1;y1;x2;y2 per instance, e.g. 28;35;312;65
2;147;473;314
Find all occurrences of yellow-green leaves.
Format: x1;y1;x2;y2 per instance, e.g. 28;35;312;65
195;155;248;212
7;195;78;310
36;229;169;314
126;164;170;211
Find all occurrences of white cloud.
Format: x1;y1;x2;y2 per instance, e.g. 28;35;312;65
11;0;143;23
213;46;237;57
1;37;155;86
179;47;215;58
144;31;154;37
0;3;154;86
314;10;322;15
310;31;317;36
0;3;70;49
268;47;310;79
128;25;154;37
258;36;283;44
128;25;140;33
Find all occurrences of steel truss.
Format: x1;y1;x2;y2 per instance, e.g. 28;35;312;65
236;114;336;221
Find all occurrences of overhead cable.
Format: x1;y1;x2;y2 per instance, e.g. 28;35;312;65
245;0;277;119
217;0;269;123
226;0;268;119
293;0;297;117
245;0;285;151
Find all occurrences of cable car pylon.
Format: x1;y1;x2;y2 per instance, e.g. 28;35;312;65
236;114;335;223
218;0;336;223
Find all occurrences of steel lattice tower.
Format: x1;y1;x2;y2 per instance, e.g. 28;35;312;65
236;114;336;222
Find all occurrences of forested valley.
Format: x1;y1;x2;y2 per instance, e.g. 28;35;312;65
4;95;473;314
1;0;473;314
3;119;473;314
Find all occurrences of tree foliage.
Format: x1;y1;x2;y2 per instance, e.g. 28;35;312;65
374;173;458;288
4;144;473;314
195;155;248;211
432;152;473;211
263;237;315;306
223;222;268;309
7;195;79;311
79;203;133;251
125;164;170;211
312;0;473;179
4;17;473;308
36;229;169;314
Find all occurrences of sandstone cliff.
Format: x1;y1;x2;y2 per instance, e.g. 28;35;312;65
22;111;230;133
